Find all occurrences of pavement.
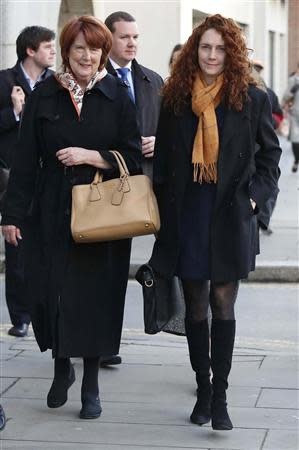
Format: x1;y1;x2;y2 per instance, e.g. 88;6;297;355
0;136;298;450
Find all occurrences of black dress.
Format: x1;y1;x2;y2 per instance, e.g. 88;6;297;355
177;105;225;281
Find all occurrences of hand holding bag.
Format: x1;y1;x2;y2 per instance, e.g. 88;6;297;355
71;150;160;243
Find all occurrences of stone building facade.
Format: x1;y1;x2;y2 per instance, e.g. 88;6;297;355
0;0;290;97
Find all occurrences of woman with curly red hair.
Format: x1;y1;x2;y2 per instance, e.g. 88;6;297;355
149;14;281;430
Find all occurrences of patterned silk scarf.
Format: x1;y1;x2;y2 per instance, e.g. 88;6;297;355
191;73;224;183
55;67;107;116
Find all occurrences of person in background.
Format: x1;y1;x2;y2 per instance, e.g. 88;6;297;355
169;44;183;72
103;10;163;367
252;60;282;235
0;26;56;338
1;15;141;420
150;14;281;431
282;62;299;172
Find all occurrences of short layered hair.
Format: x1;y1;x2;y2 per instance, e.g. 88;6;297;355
16;26;55;61
60;15;112;70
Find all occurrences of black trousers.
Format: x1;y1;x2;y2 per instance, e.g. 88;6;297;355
5;240;30;326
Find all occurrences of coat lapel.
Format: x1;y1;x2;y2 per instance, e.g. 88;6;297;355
12;63;31;96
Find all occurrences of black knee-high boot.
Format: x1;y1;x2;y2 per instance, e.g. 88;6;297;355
80;357;102;419
211;319;235;430
47;358;75;408
185;318;212;425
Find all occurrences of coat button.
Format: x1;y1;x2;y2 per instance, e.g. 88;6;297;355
238;152;244;158
234;177;240;183
172;170;175;177
170;195;175;203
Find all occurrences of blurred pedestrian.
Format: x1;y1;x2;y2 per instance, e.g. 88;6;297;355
251;60;283;235
103;10;163;367
0;26;55;338
1;15;141;420
169;44;183;72
150;14;281;430
282;62;299;172
0;404;5;431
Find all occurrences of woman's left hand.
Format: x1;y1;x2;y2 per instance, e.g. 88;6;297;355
56;147;89;166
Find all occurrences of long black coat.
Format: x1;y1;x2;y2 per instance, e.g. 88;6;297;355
107;59;163;177
1;74;142;357
150;85;281;282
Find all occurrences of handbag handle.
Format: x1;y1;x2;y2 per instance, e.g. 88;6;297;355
89;150;131;203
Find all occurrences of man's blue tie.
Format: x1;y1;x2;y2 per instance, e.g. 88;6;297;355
116;67;135;103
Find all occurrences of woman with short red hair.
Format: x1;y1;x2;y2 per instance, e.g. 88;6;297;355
1;16;141;419
150;14;281;430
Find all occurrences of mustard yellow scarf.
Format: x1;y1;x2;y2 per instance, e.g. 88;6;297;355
191;73;224;183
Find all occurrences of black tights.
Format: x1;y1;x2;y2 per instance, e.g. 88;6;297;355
182;280;239;322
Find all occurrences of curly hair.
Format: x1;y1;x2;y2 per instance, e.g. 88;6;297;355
163;14;254;113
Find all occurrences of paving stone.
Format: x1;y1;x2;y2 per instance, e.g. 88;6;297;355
1;409;266;450
1;442;208;450
257;387;299;409
263;429;299;450
0;377;18;395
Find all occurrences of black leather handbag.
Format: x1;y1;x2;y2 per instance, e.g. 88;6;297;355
135;263;185;335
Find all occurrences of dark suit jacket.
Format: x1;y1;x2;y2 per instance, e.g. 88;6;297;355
149;85;282;282
0;61;52;167
106;59;163;177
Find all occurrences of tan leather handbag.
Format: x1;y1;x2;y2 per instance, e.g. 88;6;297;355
71;150;160;243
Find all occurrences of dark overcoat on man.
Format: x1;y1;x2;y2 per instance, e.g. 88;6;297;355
150;85;281;282
1;74;142;356
0;62;53;329
106;59;163;177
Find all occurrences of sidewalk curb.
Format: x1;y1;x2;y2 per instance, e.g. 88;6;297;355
129;262;299;283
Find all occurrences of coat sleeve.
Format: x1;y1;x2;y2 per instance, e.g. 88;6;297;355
99;87;142;176
1;90;40;228
0;75;19;134
248;92;282;210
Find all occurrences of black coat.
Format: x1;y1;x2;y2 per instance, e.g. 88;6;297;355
0;62;53;167
1;74;142;357
149;85;281;282
107;59;163;177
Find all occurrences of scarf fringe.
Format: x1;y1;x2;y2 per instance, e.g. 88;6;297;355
193;162;217;184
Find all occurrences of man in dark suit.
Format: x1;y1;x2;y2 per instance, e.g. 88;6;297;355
0;26;55;337
105;11;163;179
103;11;163;367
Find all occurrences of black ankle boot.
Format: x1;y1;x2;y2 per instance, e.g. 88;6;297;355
211;319;235;431
80;394;102;419
185;318;212;426
80;357;101;419
47;359;75;408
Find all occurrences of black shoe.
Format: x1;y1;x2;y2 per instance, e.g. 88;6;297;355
261;227;273;236
47;364;75;408
100;355;122;367
79;394;102;419
292;162;298;172
211;398;233;430
0;405;6;431
8;323;29;337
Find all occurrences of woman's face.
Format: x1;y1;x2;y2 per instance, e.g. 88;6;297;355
68;32;102;87
198;28;226;85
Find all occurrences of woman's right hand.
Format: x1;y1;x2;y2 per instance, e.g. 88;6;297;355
1;225;22;246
